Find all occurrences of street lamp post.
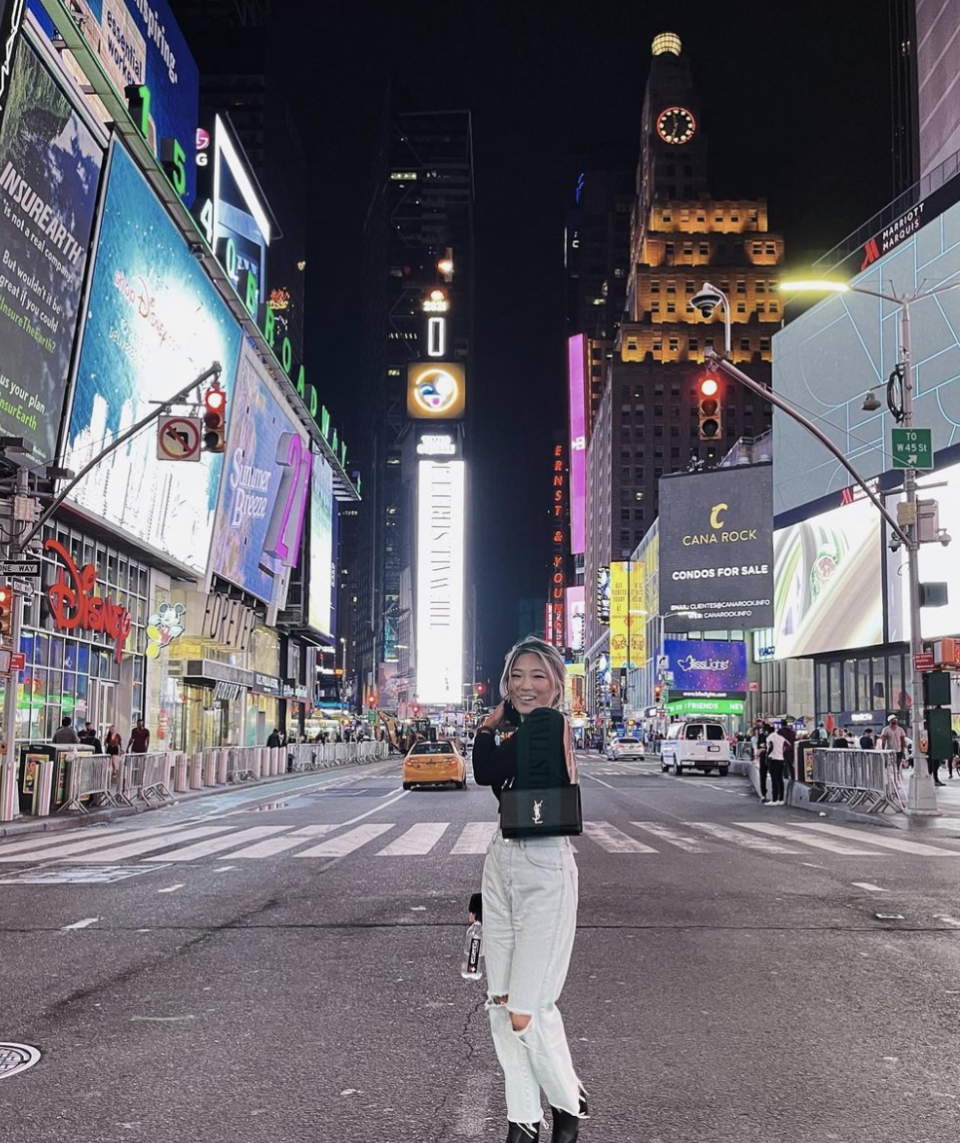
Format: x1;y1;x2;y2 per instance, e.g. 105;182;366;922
694;276;960;815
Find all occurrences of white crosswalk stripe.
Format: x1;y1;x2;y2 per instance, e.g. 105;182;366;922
144;826;290;862
735;822;890;855
0;824;224;863
376;822;448;856
295;823;394;858
62;826;238;863
450;822;497;854
795;822;960;857
583;821;657;853
232;825;337;858
684;822;801;854
631;821;710;853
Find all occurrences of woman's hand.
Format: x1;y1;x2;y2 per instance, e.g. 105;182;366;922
481;701;506;732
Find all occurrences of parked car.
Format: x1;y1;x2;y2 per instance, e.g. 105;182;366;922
605;736;644;761
402;740;468;790
660;720;730;776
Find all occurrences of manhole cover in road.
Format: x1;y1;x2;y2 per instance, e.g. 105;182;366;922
0;865;166;885
0;1044;41;1079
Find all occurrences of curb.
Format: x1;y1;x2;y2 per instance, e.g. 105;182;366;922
0;754;397;839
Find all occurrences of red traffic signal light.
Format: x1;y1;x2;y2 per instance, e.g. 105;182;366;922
698;376;721;440
0;585;13;641
654;683;663;701
476;682;486;695
203;383;227;452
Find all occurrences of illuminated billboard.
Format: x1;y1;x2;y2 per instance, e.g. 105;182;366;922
609;561;645;669
28;0;199;204
663;639;747;697
307;450;334;637
407;362;466;420
772;496;882;659
207;343;311;609
567;334;587;555
65;142;243;574
0;39;104;464
659;465;774;632
416;460;464;704
565;585;585;653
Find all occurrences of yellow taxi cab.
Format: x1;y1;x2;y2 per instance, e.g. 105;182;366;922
402;740;468;790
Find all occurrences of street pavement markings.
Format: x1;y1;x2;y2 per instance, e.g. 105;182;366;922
61;916;99;930
582;821;657;853
62;826;236;864
935;915;960;927
0;823;215;863
796;822;960;857
157;884;185;893
735;822;889;855
289;824;339;836
376;822;449;856
450;822;497;855
295;823;394;858
852;883;888;892
684;822;801;854
630;821;710;853
231;825;337;858
144;826;289;862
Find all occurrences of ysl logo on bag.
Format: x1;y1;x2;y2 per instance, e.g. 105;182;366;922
532;799;543;824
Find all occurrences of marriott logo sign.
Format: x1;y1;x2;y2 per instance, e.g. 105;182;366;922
416;460;465;704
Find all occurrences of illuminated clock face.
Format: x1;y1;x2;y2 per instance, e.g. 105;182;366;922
656;106;696;145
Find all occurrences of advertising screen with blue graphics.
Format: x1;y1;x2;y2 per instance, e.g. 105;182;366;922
663;639;748;697
65;142;242;574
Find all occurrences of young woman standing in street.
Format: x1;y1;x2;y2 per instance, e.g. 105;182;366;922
472;636;587;1143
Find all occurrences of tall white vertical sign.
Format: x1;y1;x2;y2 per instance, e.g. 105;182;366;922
416;460;465;704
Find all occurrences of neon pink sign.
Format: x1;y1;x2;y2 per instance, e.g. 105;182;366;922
568;335;587;555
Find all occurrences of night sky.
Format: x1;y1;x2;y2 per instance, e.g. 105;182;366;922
282;0;895;678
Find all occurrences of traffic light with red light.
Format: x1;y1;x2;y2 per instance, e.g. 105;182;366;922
654;683;663;702
476;682;486;696
0;585;13;642
203;383;227;452
698;376;721;440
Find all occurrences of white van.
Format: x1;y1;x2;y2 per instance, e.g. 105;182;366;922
660;720;730;776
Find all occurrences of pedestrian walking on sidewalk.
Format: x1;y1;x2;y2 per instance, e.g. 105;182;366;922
52;717;80;744
755;720;771;803
473;636;588;1143
880;715;907;769
764;725;788;805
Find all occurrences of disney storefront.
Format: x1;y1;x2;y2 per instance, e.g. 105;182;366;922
1;523;150;743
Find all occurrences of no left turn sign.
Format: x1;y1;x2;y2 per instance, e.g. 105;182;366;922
157;417;203;462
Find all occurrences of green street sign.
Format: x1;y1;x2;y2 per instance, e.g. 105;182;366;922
891;427;933;470
665;697;745;716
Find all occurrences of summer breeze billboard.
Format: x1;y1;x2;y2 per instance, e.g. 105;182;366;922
207;343;311;611
0;39;103;463
65;142;242;574
659;464;774;632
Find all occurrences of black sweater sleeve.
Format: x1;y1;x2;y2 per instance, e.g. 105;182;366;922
472;730;518;804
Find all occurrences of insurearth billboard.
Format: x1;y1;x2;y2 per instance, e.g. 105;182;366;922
659;464;774;632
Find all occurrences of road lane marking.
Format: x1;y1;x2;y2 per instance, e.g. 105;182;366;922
288;825;338;837
797;822;960;857
61;826;236;864
335;789;410;831
0;823;202;862
582;774;617;790
296;823;394;858
630;822;710;853
144;826;288;862
61;916;99;930
685;822;800;854
852;882;887;892
735;822;889;855
157;885;184;893
936;915;960;927
450;822;497;855
376;822;449;856
583;821;657;854
230;830;335;858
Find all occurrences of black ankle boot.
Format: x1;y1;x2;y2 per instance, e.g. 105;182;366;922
550;1106;581;1143
506;1122;540;1142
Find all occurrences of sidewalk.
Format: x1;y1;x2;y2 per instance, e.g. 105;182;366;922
0;754;398;839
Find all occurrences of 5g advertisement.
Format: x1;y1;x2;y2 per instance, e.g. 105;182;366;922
0;38;103;463
659;464;774;632
207;343;311;610
65;141;242;574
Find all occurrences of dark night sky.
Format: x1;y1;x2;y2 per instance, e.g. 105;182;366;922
280;0;895;677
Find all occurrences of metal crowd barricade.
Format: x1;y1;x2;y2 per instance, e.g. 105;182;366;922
59;753;118;814
225;747;256;783
140;752;173;803
810;748;905;813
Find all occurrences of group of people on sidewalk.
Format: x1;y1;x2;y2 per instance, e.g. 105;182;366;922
50;716;148;756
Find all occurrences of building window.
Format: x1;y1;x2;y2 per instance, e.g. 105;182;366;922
766;243;776;254
736;304;747;315
689;338;698;351
736;280;746;294
666;303;676;314
666;281;676;293
756;302;766;313
760;338;771;352
770;302;780;313
654;404;664;416
671;425;680;437
756;280;766;293
668;338;678;351
740;337;751;351
650;280;660;293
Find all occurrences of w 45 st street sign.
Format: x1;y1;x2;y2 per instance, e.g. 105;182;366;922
891;427;933;470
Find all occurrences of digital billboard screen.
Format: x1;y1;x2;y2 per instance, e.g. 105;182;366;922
416;460;464;704
307;450;334;637
772;496;882;659
407;362;466;420
65;141;242;574
663;638;747;697
567;334;587;555
659;464;774;632
207;343;311;609
0;39;103;463
28;0;200;204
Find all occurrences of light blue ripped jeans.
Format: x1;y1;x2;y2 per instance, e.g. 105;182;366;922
481;830;581;1123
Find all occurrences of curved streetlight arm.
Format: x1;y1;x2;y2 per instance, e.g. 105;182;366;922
17;361;223;553
704;349;911;548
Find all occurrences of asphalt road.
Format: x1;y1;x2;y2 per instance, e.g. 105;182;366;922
1;753;960;1143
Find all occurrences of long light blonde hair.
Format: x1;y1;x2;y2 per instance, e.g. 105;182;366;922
499;635;566;710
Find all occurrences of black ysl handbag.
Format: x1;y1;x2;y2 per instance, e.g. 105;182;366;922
499;707;583;839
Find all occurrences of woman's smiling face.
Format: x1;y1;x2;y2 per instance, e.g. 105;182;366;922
507;652;556;714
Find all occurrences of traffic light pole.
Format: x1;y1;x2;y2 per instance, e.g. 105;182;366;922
0;362;221;821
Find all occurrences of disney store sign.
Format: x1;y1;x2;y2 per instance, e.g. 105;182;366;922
45;538;133;662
